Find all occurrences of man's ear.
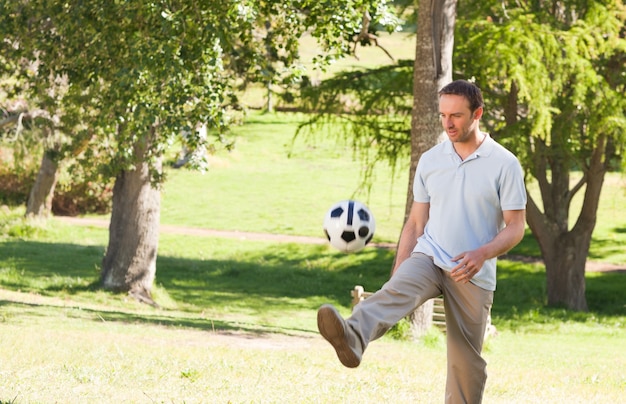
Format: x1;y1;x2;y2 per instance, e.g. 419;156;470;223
473;106;484;120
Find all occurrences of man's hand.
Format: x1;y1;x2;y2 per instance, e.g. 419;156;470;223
450;209;526;283
450;249;487;283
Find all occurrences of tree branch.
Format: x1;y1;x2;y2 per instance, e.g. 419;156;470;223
353;10;395;62
0;111;25;129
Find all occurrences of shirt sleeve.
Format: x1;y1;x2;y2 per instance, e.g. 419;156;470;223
413;160;430;203
499;159;527;210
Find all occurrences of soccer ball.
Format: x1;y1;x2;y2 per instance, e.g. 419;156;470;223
323;200;376;253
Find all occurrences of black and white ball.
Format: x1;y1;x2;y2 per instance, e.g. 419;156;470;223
323;200;376;253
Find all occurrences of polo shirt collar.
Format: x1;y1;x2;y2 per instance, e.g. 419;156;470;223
442;133;494;159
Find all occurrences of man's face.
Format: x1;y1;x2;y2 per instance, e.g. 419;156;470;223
439;94;482;143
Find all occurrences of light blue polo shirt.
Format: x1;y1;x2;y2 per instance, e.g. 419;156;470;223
413;135;527;291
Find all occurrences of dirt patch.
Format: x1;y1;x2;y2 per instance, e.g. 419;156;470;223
584;261;626;273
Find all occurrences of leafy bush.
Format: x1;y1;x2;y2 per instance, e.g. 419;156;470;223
52;178;113;216
0;147;113;215
0;146;36;205
387;317;413;341
0;170;33;205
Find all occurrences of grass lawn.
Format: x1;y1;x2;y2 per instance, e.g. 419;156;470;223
1;299;623;403
0;227;624;403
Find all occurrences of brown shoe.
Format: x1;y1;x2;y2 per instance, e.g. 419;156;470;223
317;304;362;368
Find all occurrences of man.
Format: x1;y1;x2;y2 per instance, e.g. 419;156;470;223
317;80;527;403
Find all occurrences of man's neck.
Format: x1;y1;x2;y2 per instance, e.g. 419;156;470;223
453;131;486;161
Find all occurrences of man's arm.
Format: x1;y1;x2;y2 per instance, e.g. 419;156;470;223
451;209;526;283
392;201;430;276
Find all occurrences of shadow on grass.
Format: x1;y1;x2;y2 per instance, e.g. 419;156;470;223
614;226;626;234
0;298;308;338
0;239;395;334
493;260;626;330
1;239;624;335
586;234;626;261
507;230;541;258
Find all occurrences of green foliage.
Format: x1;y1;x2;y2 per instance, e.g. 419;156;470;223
0;169;34;206
0;207;46;240
297;0;626;204
387;317;413;340
0;144;114;215
52;176;113;216
296;0;625;309
453;1;626;309
0;0;401;184
455;0;626;166
229;1;401;106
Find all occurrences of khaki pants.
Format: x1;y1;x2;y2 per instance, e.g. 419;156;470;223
346;253;494;404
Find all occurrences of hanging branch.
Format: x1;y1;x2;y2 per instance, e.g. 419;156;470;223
353;10;395;62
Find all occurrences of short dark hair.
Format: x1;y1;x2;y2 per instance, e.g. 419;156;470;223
439;80;484;112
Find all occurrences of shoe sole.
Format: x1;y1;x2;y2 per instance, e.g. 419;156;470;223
317;304;360;368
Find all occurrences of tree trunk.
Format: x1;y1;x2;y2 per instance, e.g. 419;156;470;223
407;298;435;337
526;193;593;311
101;134;161;306
543;233;589;311
526;134;607;311
26;151;58;218
266;79;274;113
401;0;457;337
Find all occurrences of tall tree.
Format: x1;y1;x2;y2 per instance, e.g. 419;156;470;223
455;0;626;310
0;0;399;303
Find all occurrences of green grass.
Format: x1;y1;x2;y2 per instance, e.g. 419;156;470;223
0;232;625;402
1;310;622;403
